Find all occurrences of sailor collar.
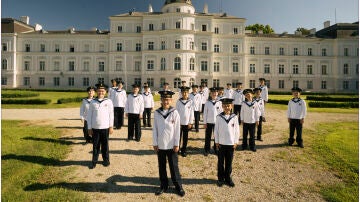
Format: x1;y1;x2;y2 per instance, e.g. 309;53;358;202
84;98;93;104
179;98;191;105
291;98;302;103
143;92;151;96
208;99;218;105
156;107;176;119
218;112;237;123
243;100;256;107
94;98;108;103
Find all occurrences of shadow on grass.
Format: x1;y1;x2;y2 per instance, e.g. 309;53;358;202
23;174;216;193
60;136;128;141
55;126;83;129
22;137;83;145
1;154;89;167
110;149;154;156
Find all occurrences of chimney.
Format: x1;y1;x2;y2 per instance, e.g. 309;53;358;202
203;3;208;14
20;16;29;24
148;4;153;13
324;21;330;28
34;24;42;31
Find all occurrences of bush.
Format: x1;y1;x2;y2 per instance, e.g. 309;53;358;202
268;99;289;105
2;92;40;98
306;96;358;102
308;101;359;108
57;97;84;104
2;99;51;105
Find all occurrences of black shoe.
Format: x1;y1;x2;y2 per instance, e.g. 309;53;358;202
241;146;248;151
181;152;187;157
148;125;152;127
176;188;185;197
155;187;168;195
251;148;257;152
102;161;110;167
226;180;235;187
216;180;224;187
204;151;209;156
257;138;263;141
89;162;96;169
298;144;304;148
195;130;199;133
136;139;140;142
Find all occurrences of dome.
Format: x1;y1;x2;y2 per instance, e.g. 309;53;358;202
164;0;192;5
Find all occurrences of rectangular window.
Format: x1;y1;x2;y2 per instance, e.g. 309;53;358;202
343;81;349;89
117;43;122;51
135;61;141;72
213;79;220;87
233;45;238;53
25;44;30;52
201;79;208;86
24;61;30;71
214;27;219;34
279;47;284;55
357;64;359;74
249;80;255;88
175;40;181;49
69;61;75;71
161;58;166;71
39;77;45;86
307;65;313;74
136;43;142;51
201;42;207;51
147;60;154;70
250;46;255;54
1;77;7;85
322;48;327;56
160;78;166;88
292;65;299;74
161;41;166;50
202;25;207;31
40;44;45;52
293;80;299;88
278;64;284;74
83;61;89;71
344;48;349;56
308;48;312;56
343;64;349;75
214;62;220;72
2;43;7;51
264;64;270;74
266;80;271;88
214;44;220;53
98;61;105;72
321;65;327;75
307;80;313;89
232;80;238;88
189;58;195;71
321;81;327;89
99;44;105;52
70;45;75;52
233;28;238;34
147;78;154;87
53;77;60;86
115;61;122;71
162;23;166;30
278;80;285;89
2;59;7;70
190;42;194;50
55;44;60;52
149;24;154;31
233;62;239;72
39;61;45;71
136;26;142;33
134;78;141;86
84;44;90;52
23;77;30;86
117;26;123;32
148;42;154;50
83;77;89;86
54;61;60;71
201;61;208;71
176;22;181;29
293;48;298;56
250;64;255;73
98;77;105;84
265;47;270;55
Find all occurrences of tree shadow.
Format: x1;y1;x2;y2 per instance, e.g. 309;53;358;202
55;126;83;129
2;154;89;167
58;118;81;120
256;143;288;150
110;149;154;156
22;137;83;145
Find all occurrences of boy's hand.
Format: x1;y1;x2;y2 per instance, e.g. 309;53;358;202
203;124;207;129
109;128;113;134
139;114;143;119
125;113;128;117
81;118;84;123
153;146;159;152
187;124;192;129
88;129;93;137
173;146;179;153
233;144;237;149
256;121;259;126
288;118;291;123
300;119;304;124
216;143;220;149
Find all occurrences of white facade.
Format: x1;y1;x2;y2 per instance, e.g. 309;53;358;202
1;1;358;93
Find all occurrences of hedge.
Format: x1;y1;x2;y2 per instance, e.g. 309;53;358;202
2;92;40;98
267;99;289;105
308;101;359;108
2;99;51;104
306;96;358;102
57;97;84;104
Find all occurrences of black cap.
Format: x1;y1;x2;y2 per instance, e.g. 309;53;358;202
209;87;218;92
95;83;108;90
217;87;224;90
253;87;262;92
111;79;117;83
220;98;234;104
132;83;140;88
143;85;149;89
291;87;302;92
179;86;190;92
86;86;96;92
191;84;199;88
163;82;169;85
181;80;186;83
158;90;175;98
243;88;254;95
117;80;124;85
259;78;266;81
226;83;232;85
236;82;243;85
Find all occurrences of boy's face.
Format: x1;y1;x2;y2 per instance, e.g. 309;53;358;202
133;87;139;94
254;90;261;97
222;104;232;113
112;81;117;87
245;92;253;100
163;84;169;89
181;91;189;99
192;87;198;93
260;80;265;85
161;97;172;109
237;84;242;89
292;91;300;98
118;83;123;89
210;91;218;99
88;89;95;97
219;90;224;95
97;88;106;98
144;87;149;92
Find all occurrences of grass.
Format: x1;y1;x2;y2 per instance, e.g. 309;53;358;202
1;120;87;201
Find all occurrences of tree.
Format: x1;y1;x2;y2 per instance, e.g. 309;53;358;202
245;24;274;34
296;27;310;35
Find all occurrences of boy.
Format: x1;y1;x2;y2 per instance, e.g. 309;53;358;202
214;98;239;187
200;82;209;114
141;82;151;94
224;83;234;98
176;86;194;157
189;85;202;132
162;82;171;91
142;85;154;127
253;88;265;141
153;90;185;197
112;80;127;129
87;83;114;169
232;82;244;125
178;80;187;99
217;87;225;100
108;79;117;100
125;84;144;142
259;78;268;103
80;86;95;143
287;87;307;148
240;89;261;152
203;87;223;156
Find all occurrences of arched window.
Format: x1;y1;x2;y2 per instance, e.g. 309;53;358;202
161;58;166;71
174;78;181;88
189;58;195;71
174;57;181;70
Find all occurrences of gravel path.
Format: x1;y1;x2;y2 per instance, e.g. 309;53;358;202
2;105;357;201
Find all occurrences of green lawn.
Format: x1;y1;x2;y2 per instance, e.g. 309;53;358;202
1;120;87;201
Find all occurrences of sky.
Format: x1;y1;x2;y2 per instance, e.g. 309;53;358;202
1;0;359;34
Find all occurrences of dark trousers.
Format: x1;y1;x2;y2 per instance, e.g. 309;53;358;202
157;149;182;189
204;123;216;152
142;108;152;127
289;119;303;145
233;105;242;125
128;113;141;141
180;125;189;153
257;116;263;140
217;145;234;182
201;104;205;115
114;107;124;129
83;120;92;142
92;128;109;163
242;123;256;150
194;111;200;132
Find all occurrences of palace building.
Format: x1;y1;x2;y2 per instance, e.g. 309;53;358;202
1;0;359;92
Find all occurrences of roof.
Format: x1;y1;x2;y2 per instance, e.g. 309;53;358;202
164;0;192;6
316;22;359;38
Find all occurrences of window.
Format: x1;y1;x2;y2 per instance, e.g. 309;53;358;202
98;77;105;84
148;42;154;50
55;44;60;52
175;40;181;49
174;57;181;70
54;61;60;71
278;80;285;89
343;64;349;75
321;65;327;75
264;64;270;74
214;62;220;72
69;61;75;71
214;27;219;34
39;77;45;86
117;43;122;51
279;47;284;55
250;46;255;54
344;48;349;56
176;8;180;12
161;58;166;71
2;59;7;70
147;60;154;70
189;78;195;86
232;80;238;88
135;61;141;72
25;44;31;52
98;61;105;72
83;61;89;71
149;24;154;31
161;41;166;50
39;61;45;71
293;48;298;56
83;77;89;86
233;45;238;53
233;62;239;72
2;43;7;51
307;80;313;89
70;45;75;52
174;78;181;88
201;42;207;51
201;79;208;86
250;64;255;73
202;25;207;31
233;28;238;34
23;77;30;86
357;64;359;74
191;23;195;30
293;80;299;88
213;79;220;87
136;26;141;33
84;44;90;52
356;81;359;89
54;77;60;86
265;47;270;55
115;61;122;71
322;48;327;56
321;81;327;89
147;78;154;87
24;61;30;71
308;48;312;56
249;80;255;88
278;64;285;74
99;44;105;52
40;44;45;52
214;44;220;53
190;42;194;50
176;22;181;29
189;58;195;71
292;65;299;74
117;26;123;32
160;78;166;88
136;43;142;52
266;80;271;88
1;77;7;85
161;23;165;30
307;65;313;74
343;81;349;89
201;61;208;71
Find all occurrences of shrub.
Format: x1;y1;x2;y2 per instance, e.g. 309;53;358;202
2;99;51;105
306;96;358;102
57;97;84;104
2;92;40;98
268;99;289;105
308;101;359;108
